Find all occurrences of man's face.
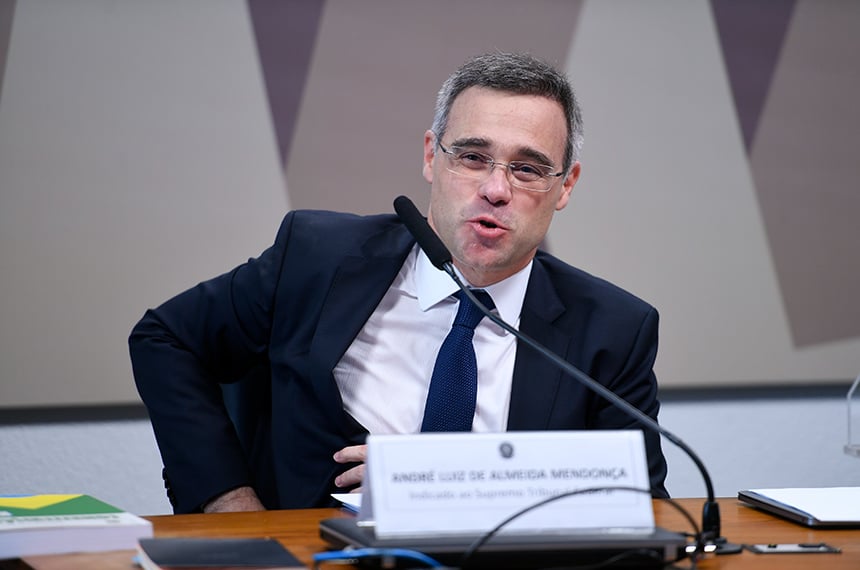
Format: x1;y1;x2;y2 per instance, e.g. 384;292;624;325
423;86;581;287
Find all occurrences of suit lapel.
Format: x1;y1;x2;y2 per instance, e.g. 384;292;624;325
507;259;569;430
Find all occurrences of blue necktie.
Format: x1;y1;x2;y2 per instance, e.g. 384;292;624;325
421;289;495;432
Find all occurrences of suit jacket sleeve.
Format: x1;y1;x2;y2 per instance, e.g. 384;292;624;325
589;305;668;497
128;212;295;513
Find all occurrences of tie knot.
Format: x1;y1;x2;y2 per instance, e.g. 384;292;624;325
452;289;494;330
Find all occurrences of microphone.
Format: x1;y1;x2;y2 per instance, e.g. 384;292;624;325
393;196;452;270
393;195;731;555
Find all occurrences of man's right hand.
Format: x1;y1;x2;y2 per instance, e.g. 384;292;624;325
333;444;367;493
202;486;265;513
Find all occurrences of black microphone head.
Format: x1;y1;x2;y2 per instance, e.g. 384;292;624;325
393;195;452;270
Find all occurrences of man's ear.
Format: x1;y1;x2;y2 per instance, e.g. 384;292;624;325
555;161;581;211
422;130;436;184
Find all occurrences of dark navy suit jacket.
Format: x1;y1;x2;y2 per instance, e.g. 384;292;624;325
130;210;668;513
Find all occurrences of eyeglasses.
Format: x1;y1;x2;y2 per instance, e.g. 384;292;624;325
436;139;564;193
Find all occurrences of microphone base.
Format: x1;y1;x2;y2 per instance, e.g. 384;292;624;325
712;536;743;555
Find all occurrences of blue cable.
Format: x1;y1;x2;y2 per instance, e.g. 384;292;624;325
313;547;445;568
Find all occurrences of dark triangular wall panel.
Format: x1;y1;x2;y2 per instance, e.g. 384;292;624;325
0;0;17;107
711;0;796;151
247;0;326;166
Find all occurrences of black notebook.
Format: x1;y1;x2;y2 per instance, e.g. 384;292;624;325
137;537;304;569
319;517;688;569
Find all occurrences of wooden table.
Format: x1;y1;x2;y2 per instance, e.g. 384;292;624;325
9;498;860;569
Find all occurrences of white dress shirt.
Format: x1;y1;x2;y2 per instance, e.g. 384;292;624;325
334;245;531;434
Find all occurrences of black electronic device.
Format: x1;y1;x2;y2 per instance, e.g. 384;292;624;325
319;516;687;569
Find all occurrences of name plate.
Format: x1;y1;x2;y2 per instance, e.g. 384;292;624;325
361;430;654;538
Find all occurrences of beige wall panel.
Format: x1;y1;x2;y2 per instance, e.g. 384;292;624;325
286;0;581;216
0;1;287;406
750;0;860;347
551;0;859;386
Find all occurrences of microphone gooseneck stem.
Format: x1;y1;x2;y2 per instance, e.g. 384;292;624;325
392;195;722;545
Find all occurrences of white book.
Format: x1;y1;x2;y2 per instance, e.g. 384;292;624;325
0;494;153;559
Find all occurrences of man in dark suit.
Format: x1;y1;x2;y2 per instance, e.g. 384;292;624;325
130;52;668;514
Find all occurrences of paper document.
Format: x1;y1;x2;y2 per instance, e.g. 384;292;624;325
331;493;362;513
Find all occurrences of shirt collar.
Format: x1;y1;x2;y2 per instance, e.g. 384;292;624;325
413;245;530;331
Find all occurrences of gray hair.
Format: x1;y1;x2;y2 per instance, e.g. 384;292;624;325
431;52;584;174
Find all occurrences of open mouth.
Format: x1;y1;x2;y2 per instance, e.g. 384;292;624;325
478;219;499;229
